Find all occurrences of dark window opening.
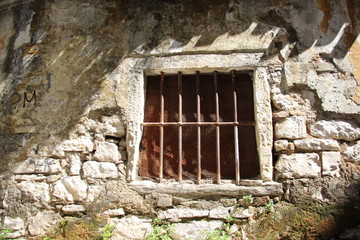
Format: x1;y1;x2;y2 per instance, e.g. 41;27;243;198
140;71;260;184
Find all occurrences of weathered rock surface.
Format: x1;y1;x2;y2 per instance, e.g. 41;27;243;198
53;176;88;202
158;208;209;221
275;116;307;139
274;140;289;152
28;210;61;236
321;152;341;177
110;216;153;240
343;141;360;162
294;139;340;151
275;153;321;179
12;158;62;174
93;141;119;162
209;207;232;219
82;161;118;179
170;221;223;240
309;120;360;141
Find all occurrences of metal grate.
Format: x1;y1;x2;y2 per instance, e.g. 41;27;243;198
139;71;259;184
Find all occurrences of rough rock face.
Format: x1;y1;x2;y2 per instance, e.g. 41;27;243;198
0;0;359;238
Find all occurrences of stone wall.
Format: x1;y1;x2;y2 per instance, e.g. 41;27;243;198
0;0;359;239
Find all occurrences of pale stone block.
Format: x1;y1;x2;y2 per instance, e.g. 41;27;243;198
343;141;360;162
82;161;118;179
309;120;360;141
93;141;119;162
157;208;209;221
62;176;88;201
157;197;172;208
209;207;231;219
4;216;25;230
220;198;237;207
102;208;125;217
275;116;307;139
17;182;50;205
13;158;62;174
322;152;341;177
170;221;223;240
294;139;341;151
3;217;25;238
284;61;304;87
99;115;126;138
110;216;153;240
28;211;61;236
87;185;104;202
275;153;321;179
274;140;289;152
58;138;94;152
62;205;86;214
53;176;88;202
232;207;254;219
68;153;82;176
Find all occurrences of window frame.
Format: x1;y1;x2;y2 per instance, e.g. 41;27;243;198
117;53;273;184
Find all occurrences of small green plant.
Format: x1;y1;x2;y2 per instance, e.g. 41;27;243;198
146;218;175;240
0;225;13;240
42;236;53;240
98;224;115;240
239;194;254;208
264;199;275;213
203;223;235;240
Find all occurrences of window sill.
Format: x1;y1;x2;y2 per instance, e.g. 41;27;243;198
128;180;283;198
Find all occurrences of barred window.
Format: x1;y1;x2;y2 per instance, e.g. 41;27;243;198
139;70;260;184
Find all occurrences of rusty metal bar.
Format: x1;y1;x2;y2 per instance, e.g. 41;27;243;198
159;72;165;182
142;122;255;126
214;71;221;184
232;70;240;185
178;71;183;182
196;71;201;184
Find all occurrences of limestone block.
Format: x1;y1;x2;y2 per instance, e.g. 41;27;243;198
157;197;172;208
28;210;61;236
309;120;360;141
58;138;94;152
157;208;209;221
232;207;254;219
274;140;289;152
343;141;360;162
102;208;125;217
53;176;88;202
275;153;321;179
87;185;104;202
3;216;25;238
62;205;86;214
99;115;126;138
209;207;231;219
220;198;237;207
17;182;50;205
294;139;341;151
170;221;223;240
275;116;307;139
12;158;62;174
68;154;82;176
284;61;305;87
110;216;153;240
322;152;341;177
82;161;118;179
3;216;25;230
93;141;119;162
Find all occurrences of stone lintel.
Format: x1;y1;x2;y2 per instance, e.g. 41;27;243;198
128;181;283;198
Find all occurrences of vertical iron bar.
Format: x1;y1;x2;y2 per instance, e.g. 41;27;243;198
232;70;240;185
196;71;201;184
214;71;221;184
178;71;183;182
159;72;165;182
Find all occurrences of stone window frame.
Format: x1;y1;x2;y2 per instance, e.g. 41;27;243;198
116;52;273;188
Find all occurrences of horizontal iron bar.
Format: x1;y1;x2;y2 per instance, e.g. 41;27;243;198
142;122;255;126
